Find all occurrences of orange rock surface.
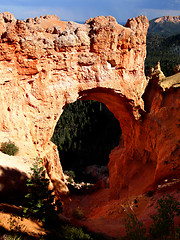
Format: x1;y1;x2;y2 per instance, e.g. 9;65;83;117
0;12;179;200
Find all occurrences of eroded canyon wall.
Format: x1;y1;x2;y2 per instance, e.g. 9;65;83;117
0;12;179;199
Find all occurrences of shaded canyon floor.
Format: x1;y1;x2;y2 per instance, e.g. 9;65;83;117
63;179;180;238
0;180;179;239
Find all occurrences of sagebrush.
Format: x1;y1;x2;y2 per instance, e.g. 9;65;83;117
0;141;19;156
23;158;62;227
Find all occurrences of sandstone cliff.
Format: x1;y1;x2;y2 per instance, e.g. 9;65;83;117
0;12;179;200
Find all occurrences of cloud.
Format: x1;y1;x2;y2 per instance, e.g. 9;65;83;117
0;2;121;22
1;0;180;22
0;5;79;21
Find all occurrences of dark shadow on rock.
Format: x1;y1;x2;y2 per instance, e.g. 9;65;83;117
0;166;28;205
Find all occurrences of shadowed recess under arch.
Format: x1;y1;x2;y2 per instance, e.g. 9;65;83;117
51;99;121;182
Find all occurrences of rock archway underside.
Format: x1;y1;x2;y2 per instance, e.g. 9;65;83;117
0;12;179;199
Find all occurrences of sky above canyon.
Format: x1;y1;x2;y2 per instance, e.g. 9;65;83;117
0;0;180;23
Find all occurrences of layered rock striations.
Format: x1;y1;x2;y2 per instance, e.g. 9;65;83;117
0;12;179;199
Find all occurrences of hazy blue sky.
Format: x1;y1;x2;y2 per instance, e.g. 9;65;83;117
0;0;180;23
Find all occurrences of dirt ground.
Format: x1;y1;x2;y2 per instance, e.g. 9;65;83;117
0;204;45;238
63;179;180;238
0;179;179;239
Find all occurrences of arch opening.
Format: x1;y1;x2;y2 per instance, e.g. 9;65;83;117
52;99;121;187
48;87;142;199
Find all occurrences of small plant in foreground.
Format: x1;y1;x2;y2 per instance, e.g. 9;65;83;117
64;170;75;183
175;224;180;239
0;141;19;156
72;207;84;220
61;225;92;240
3;233;23;240
150;194;180;239
123;212;148;240
23;158;62;227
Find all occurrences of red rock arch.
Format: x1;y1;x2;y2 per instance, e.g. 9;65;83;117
77;87;157;199
0;12;179;200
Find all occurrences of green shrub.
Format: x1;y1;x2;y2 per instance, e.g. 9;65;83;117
175;224;180;239
150;195;180;239
62;225;92;240
72;207;84;220
0;141;19;156
64;170;76;179
23;158;62;227
3;233;23;240
123;212;148;240
64;170;75;183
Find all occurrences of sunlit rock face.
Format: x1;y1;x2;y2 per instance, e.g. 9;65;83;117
0;12;179;199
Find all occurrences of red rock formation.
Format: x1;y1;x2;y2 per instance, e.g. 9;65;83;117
0;12;179;200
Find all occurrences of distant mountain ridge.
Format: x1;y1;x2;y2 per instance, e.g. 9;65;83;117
148;15;180;37
154;16;180;24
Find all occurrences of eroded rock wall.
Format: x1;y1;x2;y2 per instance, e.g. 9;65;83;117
0;12;179;199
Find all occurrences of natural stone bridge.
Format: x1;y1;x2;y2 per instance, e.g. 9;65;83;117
0;12;179;199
